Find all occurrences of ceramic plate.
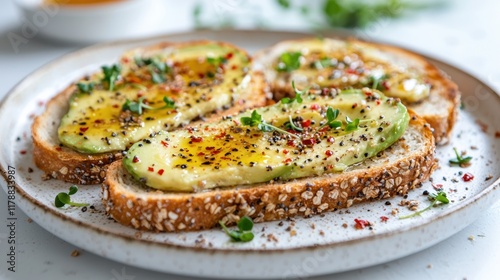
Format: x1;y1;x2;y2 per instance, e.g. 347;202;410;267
0;30;499;279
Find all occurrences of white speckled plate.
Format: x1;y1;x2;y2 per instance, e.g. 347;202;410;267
0;30;499;279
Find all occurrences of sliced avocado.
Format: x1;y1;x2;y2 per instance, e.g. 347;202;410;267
124;88;410;192
58;42;250;154
272;38;430;103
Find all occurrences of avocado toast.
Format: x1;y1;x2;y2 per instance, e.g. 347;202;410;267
254;37;460;144
32;41;268;184
103;88;437;232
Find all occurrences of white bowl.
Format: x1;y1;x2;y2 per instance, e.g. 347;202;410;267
15;0;162;44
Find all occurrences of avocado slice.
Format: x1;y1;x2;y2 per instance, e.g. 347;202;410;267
272;38;430;103
123;88;410;192
58;42;250;154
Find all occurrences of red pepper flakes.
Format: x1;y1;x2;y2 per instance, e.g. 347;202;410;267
137;92;144;98
310;104;320;110
364;91;372;96
495;131;500;138
55;147;62;151
20;150;27;155
327;136;335;143
226;52;233;59
215;131;226;139
79;127;89;132
157;169;164;175
132;156;140;163
376;100;381;105
112;104;119;108
301;119;311;128
354;218;371;230
231;65;237;70
319;126;330;133
282;149;289;155
462;173;474;182
326;164;333;170
198;73;205;79
382;81;390;90
345;68;357;74
161;141;169;148
283;158;292;164
352;103;358;109
191;136;203;143
94;119;104;124
197;152;205;156
148;167;154;172
205;146;215;150
325;150;333;157
380;216;389;222
287;140;295;147
302;138;316;146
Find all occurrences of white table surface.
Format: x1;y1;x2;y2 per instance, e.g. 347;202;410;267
1;0;499;279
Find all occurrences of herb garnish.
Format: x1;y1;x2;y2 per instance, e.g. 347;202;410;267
320;107;342;129
345;116;360;131
206;55;228;66
219;216;255;242
314;58;335;69
136;57;170;84
276;51;302;72
281;81;307;104
241;110;300;139
101;64;121;91
449;148;472;167
122;96;176;115
399;191;449;219
369;74;389;91
76;82;95;94
55;185;89;208
285;116;304;132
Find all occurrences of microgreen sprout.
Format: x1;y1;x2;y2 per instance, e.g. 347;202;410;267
369;74;389;91
206;55;228;66
399;191;449;219
276;51;302;72
449;148;472;167
281;81;308;104
76;82;95;94
122;96;176;115
320;107;342;129
345;116;360;131
285;116;304;132
219;216;255;242
135;57;170;84
54;185;89;208
101;64;121;91
240;110;300;139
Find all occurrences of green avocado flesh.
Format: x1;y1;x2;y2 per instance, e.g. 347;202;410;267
58;42;250;154
124;88;410;192
273;38;430;103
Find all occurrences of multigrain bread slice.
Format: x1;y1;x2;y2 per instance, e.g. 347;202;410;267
254;38;460;144
32;41;269;185
102;111;437;232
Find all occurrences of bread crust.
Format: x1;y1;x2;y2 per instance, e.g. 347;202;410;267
254;38;460;145
103;112;437;232
31;41;269;184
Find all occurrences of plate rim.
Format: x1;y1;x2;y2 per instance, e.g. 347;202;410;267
1;29;500;255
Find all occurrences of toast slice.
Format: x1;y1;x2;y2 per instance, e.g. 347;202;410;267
254;38;460;144
32;41;269;185
102;111;437;232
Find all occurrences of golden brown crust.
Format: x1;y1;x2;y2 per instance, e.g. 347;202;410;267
31;41;269;185
103;112;437;232
254;37;460;145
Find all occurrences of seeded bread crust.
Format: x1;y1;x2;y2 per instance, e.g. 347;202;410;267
254;38;460;145
32;41;269;184
102;111;437;232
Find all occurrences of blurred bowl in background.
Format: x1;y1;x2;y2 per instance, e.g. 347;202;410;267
15;0;163;44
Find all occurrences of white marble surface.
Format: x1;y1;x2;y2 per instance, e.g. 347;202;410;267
0;0;499;279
